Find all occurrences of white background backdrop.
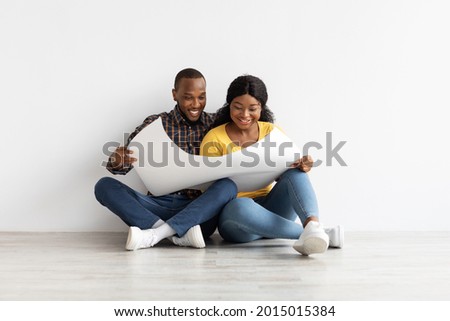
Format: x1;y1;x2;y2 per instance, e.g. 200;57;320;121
1;0;449;232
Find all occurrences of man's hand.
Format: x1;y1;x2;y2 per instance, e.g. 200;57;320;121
110;146;137;169
291;155;314;173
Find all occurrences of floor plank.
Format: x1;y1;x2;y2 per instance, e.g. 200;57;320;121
1;231;449;300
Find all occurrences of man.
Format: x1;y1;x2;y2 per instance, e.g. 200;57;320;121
95;68;237;250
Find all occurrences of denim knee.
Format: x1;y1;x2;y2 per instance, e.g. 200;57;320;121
209;178;238;201
218;198;256;242
219;198;253;225
279;168;309;183
94;177;118;203
281;168;303;178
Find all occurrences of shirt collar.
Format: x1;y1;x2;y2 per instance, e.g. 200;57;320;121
172;105;208;126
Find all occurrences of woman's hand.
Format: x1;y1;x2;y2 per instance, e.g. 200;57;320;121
291;155;314;173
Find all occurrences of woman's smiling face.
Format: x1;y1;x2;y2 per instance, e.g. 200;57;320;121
229;94;262;130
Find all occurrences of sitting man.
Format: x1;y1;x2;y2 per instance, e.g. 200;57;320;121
94;68;237;250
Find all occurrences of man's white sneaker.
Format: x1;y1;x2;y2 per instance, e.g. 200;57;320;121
125;226;156;251
170;225;205;249
325;225;344;248
293;221;329;255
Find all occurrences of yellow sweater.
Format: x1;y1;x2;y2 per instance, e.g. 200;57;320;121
200;122;275;198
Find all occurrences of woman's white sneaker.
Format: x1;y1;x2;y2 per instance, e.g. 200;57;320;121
293;221;329;255
324;225;344;248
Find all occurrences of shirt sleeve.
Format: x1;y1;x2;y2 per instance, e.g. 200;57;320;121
106;114;160;175
200;130;225;157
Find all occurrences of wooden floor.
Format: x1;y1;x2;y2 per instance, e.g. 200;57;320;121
1;231;449;301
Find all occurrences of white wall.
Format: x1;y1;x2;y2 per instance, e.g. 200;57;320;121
1;0;449;232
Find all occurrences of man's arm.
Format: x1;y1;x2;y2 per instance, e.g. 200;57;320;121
106;114;160;175
106;147;136;175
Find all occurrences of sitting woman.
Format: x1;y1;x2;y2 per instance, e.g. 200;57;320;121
200;75;341;255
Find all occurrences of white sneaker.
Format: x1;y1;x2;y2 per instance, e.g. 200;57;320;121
325;225;344;248
170;225;205;249
293;221;329;255
125;226;156;251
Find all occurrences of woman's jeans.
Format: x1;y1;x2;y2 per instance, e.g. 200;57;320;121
95;177;237;237
218;169;319;243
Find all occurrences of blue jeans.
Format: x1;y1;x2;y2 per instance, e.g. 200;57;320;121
218;169;319;243
94;177;237;237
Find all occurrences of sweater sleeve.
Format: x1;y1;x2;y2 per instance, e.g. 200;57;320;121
200;130;225;157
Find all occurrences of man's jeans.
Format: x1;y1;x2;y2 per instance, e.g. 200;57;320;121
218;169;319;243
95;177;237;237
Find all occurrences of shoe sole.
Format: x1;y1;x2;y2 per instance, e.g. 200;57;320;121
293;234;329;255
125;226;140;251
187;225;206;248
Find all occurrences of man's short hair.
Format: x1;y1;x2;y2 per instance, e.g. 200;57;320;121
174;68;205;90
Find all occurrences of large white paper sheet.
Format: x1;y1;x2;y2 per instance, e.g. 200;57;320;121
129;118;301;196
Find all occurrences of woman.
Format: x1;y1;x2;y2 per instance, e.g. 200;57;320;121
201;75;341;255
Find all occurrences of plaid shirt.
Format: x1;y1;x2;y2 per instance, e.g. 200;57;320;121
106;105;215;198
